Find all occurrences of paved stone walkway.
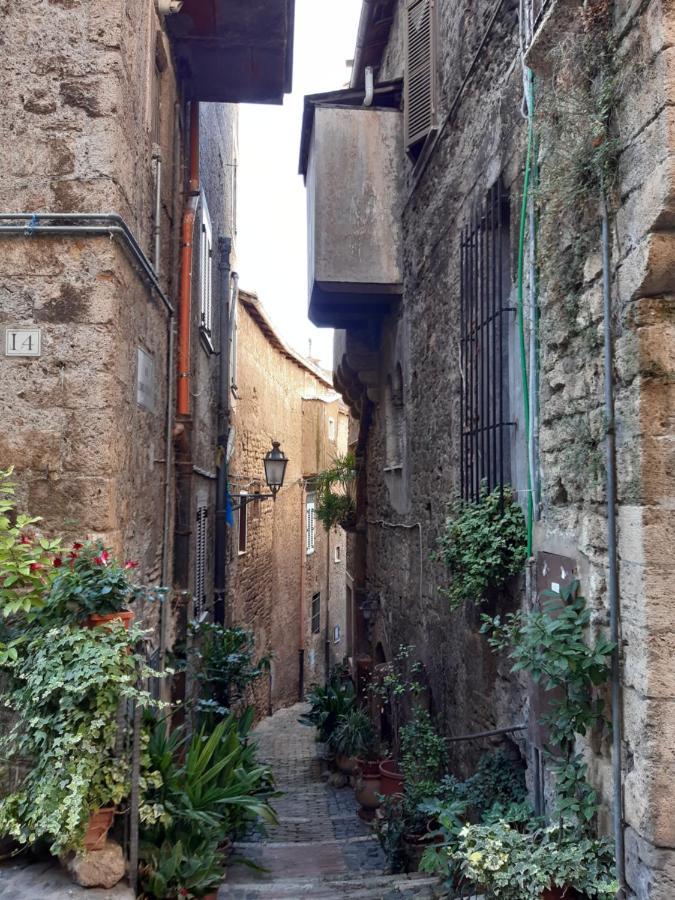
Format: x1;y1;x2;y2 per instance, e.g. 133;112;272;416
219;703;440;899
0;857;133;899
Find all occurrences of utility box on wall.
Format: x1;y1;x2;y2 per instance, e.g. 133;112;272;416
302;104;403;328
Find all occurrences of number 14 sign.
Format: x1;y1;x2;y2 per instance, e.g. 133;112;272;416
5;328;41;357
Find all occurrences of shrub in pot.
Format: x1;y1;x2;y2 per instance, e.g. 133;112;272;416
330;708;377;776
0;623;159;856
452;820;619;899
45;540;144;627
298;671;356;744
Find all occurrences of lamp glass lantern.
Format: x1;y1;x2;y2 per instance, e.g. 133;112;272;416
263;441;288;497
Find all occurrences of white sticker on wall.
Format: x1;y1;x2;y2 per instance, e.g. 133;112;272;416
5;328;41;357
137;347;155;411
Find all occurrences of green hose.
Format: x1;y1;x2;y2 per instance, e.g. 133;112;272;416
517;70;535;557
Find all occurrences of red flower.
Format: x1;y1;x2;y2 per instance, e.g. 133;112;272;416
29;563;43;572
178;891;189;898
73;542;84;550
124;560;139;570
19;534;32;545
93;556;103;566
100;550;109;565
53;557;63;568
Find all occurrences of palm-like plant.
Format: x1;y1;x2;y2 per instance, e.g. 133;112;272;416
314;453;358;531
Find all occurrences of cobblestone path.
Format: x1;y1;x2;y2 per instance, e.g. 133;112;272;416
219;703;440;899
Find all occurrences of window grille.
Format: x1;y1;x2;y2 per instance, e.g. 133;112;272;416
195;505;208;618
404;0;438;152
238;493;248;554
306;492;316;555
199;195;213;338
311;592;321;634
460;181;512;505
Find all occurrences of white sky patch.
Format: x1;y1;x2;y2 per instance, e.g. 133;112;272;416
237;0;362;371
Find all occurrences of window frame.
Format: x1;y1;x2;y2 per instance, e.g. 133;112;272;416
311;592;321;634
198;192;214;347
403;0;439;156
306;491;316;556
194;504;208;619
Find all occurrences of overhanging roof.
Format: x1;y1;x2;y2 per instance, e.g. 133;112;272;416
167;0;295;104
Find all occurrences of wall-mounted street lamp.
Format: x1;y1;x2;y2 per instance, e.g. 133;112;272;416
231;441;289;510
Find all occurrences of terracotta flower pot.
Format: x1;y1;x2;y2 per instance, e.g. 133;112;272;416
85;610;134;631
379;759;404;797
355;771;382;820
203;894;218;900
336;754;360;776
356;758;380;777
402;831;443;873
83;806;115;851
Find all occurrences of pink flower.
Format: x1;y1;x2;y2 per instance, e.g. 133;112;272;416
29;563;43;573
19;534;32;545
124;560;139;570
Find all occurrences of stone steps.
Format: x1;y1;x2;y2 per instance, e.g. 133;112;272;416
219;872;441;898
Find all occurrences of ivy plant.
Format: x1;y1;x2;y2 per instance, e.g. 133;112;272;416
438;485;527;611
0;623;160;854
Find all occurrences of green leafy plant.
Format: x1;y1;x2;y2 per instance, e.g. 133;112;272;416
0;467;62;619
314;453;358;531
139;837;224;900
184;622;271;722
329;708;378;760
368;644;424;757
400;707;446;785
481;581;613;830
456;750;527;819
0;623;159;855
452;820;618;899
438;485;527;611
299;672;356;743
46;540;143;622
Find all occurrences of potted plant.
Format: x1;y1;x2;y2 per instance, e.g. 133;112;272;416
299;672;356;745
314;453;358;531
452;820;619;899
330;708;377;776
46;540;142;628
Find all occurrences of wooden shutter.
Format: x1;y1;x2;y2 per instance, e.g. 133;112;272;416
306;493;316;554
195;505;208;618
404;0;438;151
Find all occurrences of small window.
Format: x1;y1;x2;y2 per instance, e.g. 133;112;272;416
328;417;336;441
195;505;208;618
334;545;341;564
333;624;341;644
306;492;316;555
311;592;321;634
199;194;213;339
238;493;248;554
404;0;438;155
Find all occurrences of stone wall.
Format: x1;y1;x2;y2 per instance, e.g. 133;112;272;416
0;0;236;647
226;293;349;715
330;0;675;895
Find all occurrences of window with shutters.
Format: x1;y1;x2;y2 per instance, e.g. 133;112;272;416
306;492;316;555
195;505;208;619
460;180;513;506
199;193;213;341
404;0;438;155
311;592;321;634
238;493;248;554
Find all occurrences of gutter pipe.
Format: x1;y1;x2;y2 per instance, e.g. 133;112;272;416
214;238;233;626
153;148;163;270
177;101;200;417
601;196;626;897
350;0;374;89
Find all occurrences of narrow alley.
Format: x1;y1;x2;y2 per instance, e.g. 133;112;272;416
221;706;439;900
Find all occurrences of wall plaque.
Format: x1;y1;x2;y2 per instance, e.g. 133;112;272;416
5;328;41;357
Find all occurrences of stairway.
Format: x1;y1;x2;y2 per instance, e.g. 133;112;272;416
218;704;441;900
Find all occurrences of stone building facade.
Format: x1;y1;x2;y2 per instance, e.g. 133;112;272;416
302;0;675;896
225;290;351;714
0;0;294;656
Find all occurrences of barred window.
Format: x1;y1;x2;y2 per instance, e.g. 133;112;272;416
460;181;512;504
311;592;321;634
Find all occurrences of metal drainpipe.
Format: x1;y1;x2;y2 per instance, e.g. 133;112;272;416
299;481;306;701
601;197;626;896
153;147;163;270
214;237;233;626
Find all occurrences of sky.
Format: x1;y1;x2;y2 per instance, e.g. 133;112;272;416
236;0;363;371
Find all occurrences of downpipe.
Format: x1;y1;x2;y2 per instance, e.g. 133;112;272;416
214;238;233;626
601;197;626;897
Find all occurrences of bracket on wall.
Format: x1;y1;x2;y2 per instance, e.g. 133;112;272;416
230;492;275;511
